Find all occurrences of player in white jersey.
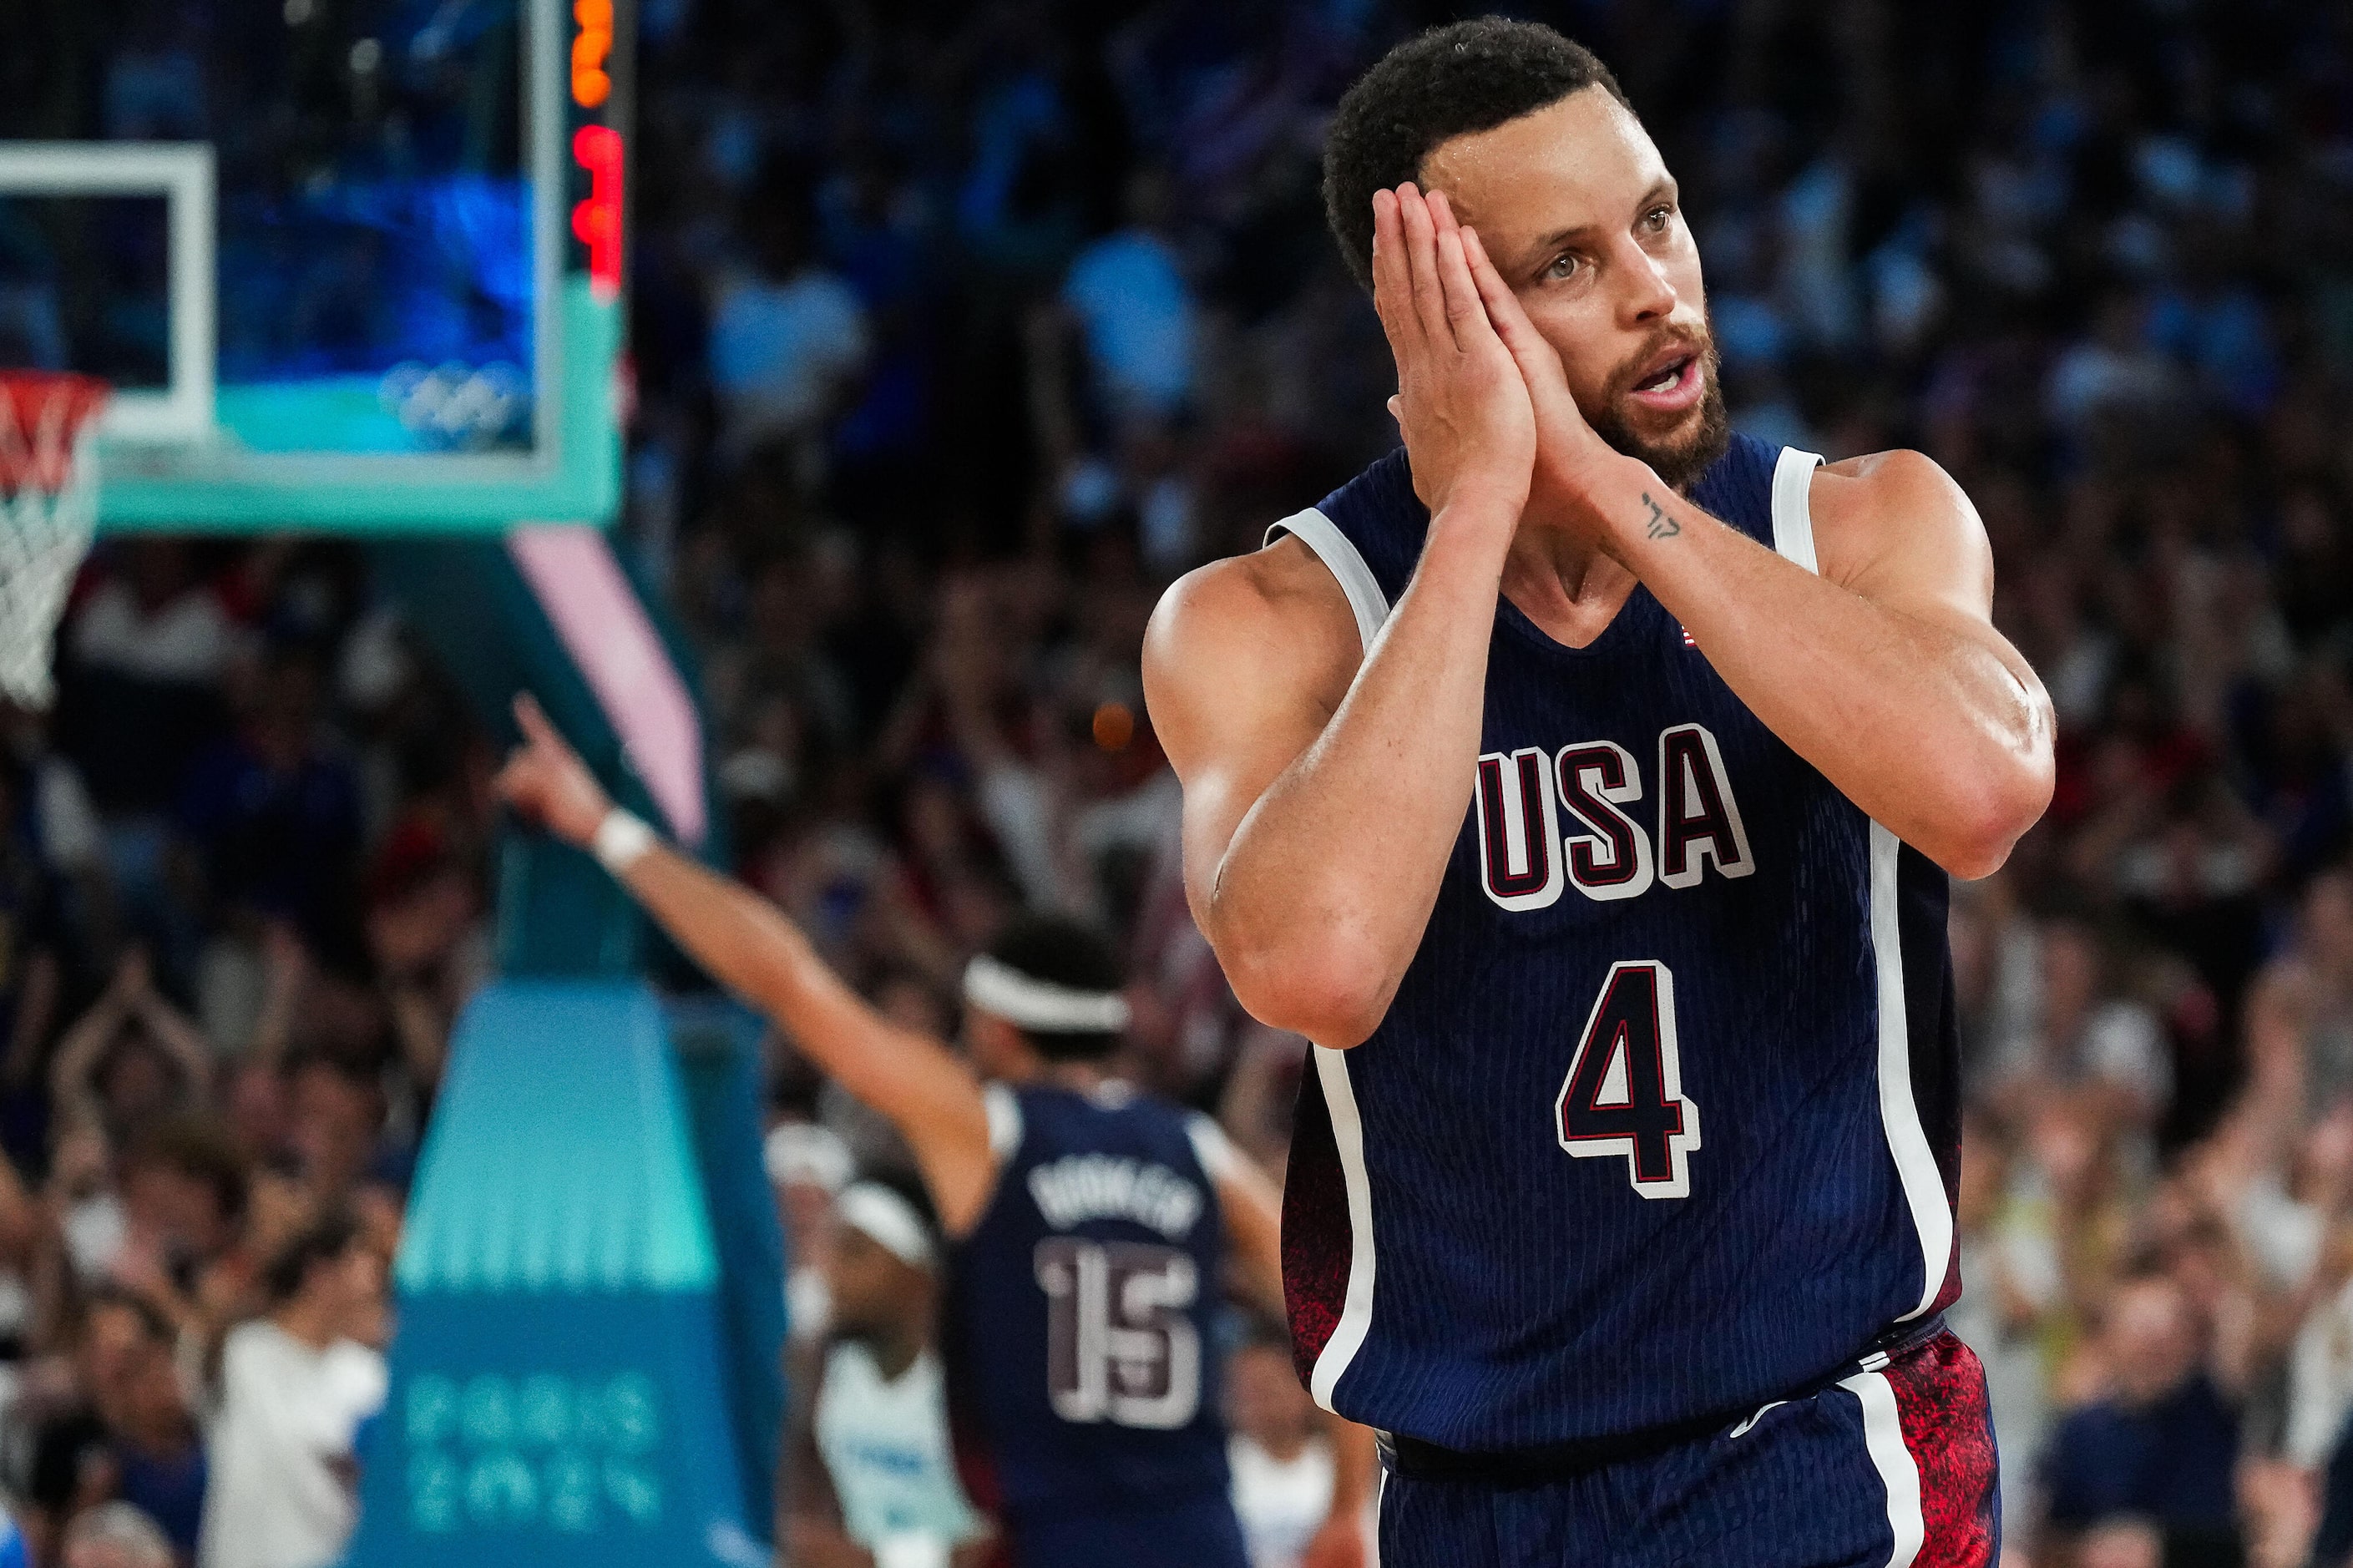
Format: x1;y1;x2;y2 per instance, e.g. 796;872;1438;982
788;1181;989;1568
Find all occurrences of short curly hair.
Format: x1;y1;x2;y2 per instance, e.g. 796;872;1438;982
1322;18;1632;294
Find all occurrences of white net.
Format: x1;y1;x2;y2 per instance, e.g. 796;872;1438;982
0;374;105;711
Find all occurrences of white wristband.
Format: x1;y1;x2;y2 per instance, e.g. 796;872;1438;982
590;807;657;873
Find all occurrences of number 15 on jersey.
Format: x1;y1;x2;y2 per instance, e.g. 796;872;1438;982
1556;960;1703;1199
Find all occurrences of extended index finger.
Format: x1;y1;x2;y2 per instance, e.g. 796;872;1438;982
512;691;564;753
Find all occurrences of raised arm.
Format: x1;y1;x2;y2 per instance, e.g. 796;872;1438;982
1143;186;1533;1049
494;696;999;1235
1450;208;2052;877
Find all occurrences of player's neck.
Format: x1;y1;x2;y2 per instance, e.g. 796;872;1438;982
271;1295;342;1353
864;1316;929;1382
1500;512;1641;650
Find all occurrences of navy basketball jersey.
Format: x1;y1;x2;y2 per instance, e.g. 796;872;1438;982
946;1080;1238;1520
1271;432;1961;1452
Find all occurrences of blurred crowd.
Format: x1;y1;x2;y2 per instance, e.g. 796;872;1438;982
1;0;2352;1565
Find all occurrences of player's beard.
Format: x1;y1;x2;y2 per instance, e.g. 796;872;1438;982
1585;334;1731;495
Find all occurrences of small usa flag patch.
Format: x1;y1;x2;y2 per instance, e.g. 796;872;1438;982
1681;626;1698;648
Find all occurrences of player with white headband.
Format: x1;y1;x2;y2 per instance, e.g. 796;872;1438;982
494;695;1372;1568
790;1179;989;1568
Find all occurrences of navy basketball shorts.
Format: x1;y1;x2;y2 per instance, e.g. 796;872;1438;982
1006;1490;1251;1568
1377;1330;1999;1568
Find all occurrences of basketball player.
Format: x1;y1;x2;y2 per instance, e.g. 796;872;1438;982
493;699;1371;1568
786;1179;990;1568
1143;20;2055;1568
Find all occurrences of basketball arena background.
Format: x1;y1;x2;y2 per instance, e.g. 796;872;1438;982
0;1;2347;1565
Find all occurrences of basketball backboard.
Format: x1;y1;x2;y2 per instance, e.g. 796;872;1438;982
0;0;629;534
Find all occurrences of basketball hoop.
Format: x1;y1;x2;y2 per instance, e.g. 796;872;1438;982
0;372;108;710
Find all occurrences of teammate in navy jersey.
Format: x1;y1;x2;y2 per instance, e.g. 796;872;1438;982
493;701;1372;1568
1144;19;2056;1568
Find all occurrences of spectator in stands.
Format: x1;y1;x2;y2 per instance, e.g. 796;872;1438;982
79;1288;205;1560
2040;1272;2241;1565
112;1114;252;1348
48;950;211;1150
1951;1117;2058;1550
280;1051;400;1208
197;1211;387;1568
360;820;485;1109
1060;167;1197;423
58;540;235;826
1227;1321;1338;1568
2246;872;2353;1120
18;1399;111;1568
706;171;869;470
1989;917;2171;1140
175;645;362;950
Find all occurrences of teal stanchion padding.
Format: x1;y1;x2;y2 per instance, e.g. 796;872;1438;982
370;538;657;978
370;533;727;979
666;999;787;1540
347;980;761;1568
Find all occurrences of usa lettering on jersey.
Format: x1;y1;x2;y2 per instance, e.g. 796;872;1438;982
1475;721;1753;912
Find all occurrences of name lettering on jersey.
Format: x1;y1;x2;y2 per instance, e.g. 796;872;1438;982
1027;1155;1204;1241
1475;722;1753;912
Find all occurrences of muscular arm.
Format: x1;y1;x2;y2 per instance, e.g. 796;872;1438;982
1143;185;1534;1049
1573;451;2053;878
1146;523;1509;1047
495;696;999;1236
610;847;997;1230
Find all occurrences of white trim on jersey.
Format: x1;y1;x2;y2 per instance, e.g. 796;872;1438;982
1308;1044;1378;1414
1267;508;1390;650
982;1082;1025;1159
1839;1369;1925;1568
1262;513;1389;1415
1870;822;1954;1318
1767;449;1951;1322
1769;445;1825;570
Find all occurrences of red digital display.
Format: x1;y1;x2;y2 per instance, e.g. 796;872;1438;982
571;124;624;299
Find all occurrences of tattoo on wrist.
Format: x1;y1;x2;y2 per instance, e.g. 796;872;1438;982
1640;491;1682;540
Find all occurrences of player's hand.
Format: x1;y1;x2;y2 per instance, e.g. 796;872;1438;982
1372;183;1535;527
1300;1513;1368;1568
494;692;614;848
1435;196;1627;510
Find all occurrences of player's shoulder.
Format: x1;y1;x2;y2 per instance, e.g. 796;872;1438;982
1811;447;1975;524
1805;447;1986;579
1149;448;1414;636
1152;534;1347;638
1143;536;1359;706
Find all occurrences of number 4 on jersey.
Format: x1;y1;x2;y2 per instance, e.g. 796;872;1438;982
1556;961;1703;1199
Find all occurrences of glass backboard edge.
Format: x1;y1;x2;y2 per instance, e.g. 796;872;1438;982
95;280;619;534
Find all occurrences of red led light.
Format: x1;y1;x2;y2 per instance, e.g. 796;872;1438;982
571;124;624;299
